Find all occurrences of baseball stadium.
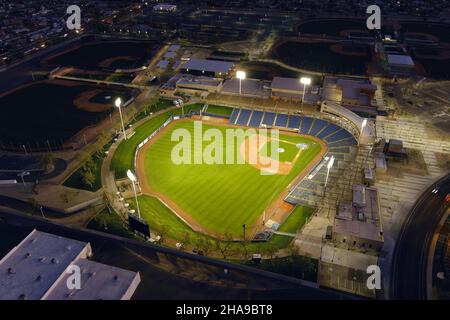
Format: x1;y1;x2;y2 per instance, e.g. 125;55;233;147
111;103;359;246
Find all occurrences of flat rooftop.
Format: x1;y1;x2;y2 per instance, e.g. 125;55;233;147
43;259;141;300
271;76;304;93
182;58;235;74
0;229;90;300
335;185;383;242
387;54;415;67
0;230;140;300
321;245;378;270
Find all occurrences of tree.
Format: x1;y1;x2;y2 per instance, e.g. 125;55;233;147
158;225;169;244
81;169;96;189
266;243;278;263
214;232;233;259
181;232;191;249
39;153;55;172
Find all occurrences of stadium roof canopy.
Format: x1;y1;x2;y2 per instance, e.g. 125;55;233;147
182;58;235;74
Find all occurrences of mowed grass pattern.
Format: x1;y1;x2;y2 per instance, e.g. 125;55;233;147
144;121;322;236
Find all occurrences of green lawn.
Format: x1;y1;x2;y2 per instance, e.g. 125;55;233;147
278;206;315;234
205;105;233;116
111;102;204;178
143;120;322;237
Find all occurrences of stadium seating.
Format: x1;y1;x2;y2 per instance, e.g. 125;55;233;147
324;129;353;143
236;109;252;126
308;119;329;136
229;108;357;149
262;112;276;126
317;123;341;139
229;108;240;125
248;111;264;127
288;115;301;130
300;117;314;134
274;114;288;128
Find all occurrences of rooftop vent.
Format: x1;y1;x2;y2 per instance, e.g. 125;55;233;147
51;258;59;264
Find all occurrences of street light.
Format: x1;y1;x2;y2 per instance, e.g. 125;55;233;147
236;70;246;95
127;169;141;219
115;97;127;140
300;77;311;108
360;119;368;144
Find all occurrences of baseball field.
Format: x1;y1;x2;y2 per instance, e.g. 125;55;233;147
136;118;324;238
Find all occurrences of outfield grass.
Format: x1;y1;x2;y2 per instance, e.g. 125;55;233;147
143;121;322;237
205;105;233;116
132;195;312;251
111;102;204;178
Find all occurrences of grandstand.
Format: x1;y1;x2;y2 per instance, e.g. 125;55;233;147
228;108;358;207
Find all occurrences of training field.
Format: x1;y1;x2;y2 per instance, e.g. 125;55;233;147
137;119;324;238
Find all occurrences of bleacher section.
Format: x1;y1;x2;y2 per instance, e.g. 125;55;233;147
300;117;314;134
229;108;240;124
236;109;252;126
288;115;301;130
249;111;264;127
308;119;329;136
227;107;358;208
262;112;276;127
228;108;357;147
274;113;288;128
317;123;341;139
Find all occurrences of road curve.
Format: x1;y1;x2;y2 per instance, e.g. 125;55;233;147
391;173;450;299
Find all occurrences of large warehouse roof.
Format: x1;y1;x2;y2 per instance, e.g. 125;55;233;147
182;58;235;74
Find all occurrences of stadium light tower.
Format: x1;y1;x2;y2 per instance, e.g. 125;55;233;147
300;77;311;108
236;70;246;95
325;155;335;188
127;169;141;219
115;97;127;140
359;119;368;144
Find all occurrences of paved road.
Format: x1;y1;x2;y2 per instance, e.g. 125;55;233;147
391;173;450;299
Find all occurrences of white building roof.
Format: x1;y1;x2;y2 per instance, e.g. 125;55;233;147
43;259;141;300
0;230;141;300
0;230;90;300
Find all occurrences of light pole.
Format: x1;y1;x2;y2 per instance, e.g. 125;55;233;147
236;70;246;96
359;119;368;144
300;77;311;108
40;206;46;219
127;170;141;219
325;155;335;188
115;97;127;140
